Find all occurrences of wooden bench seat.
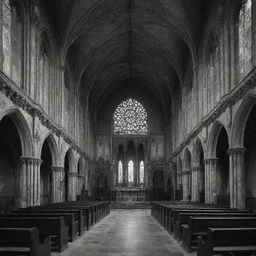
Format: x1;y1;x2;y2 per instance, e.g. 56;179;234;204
18;208;84;235
174;211;254;239
197;228;256;256
0;227;51;256
5;212;78;242
182;216;256;252
0;216;68;252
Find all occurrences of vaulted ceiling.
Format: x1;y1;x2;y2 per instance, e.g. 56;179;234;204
44;0;211;116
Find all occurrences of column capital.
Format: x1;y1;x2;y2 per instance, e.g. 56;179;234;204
204;158;218;164
191;166;201;172
68;171;78;177
51;166;64;173
20;156;42;166
227;147;246;155
181;169;191;175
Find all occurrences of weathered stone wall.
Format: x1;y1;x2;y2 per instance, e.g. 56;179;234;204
0;0;95;207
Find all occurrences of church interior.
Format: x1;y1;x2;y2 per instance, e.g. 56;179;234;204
0;0;256;255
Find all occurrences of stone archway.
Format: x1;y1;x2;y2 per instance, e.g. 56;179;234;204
242;101;256;210
152;170;165;201
206;122;230;206
40;139;53;205
0;109;34;208
0;115;22;209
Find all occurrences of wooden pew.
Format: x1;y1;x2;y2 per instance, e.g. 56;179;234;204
164;205;216;233
173;210;252;239
197;227;256;256
18;208;84;235
0;216;68;252
182;216;256;252
39;204;92;230
0;227;51;256
5;212;78;242
52;201;110;225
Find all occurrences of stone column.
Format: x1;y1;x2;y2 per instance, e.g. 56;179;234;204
191;167;201;202
20;157;41;207
204;158;218;205
227;148;246;209
181;169;190;201
51;167;64;203
68;172;78;201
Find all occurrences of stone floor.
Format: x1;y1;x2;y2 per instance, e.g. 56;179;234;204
52;209;195;256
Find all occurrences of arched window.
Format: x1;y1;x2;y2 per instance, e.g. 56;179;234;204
128;160;134;183
238;0;252;78
113;99;148;135
139;161;144;184
118;161;123;183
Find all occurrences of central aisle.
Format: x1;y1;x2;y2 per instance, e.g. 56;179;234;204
53;209;194;256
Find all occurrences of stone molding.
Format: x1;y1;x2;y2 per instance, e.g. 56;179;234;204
227;147;246;155
191;167;201;172
170;68;256;162
204;158;218;165
68;172;78;177
0;72;94;165
20;156;41;166
181;169;191;175
51;166;64;173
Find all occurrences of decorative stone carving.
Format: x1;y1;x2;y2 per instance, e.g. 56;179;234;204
170;70;256;161
0;72;94;165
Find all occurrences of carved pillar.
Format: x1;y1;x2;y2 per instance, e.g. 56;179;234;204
227;148;246;209
51;167;64;203
20;157;41;207
191;167;201;202
181;169;190;201
204;158;218;205
68;172;78;201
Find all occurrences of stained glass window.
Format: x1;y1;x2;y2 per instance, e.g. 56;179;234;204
128;160;134;183
118;161;123;183
139;161;144;184
113;99;147;135
238;0;252;78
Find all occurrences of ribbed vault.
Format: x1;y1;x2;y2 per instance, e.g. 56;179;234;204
43;0;211;118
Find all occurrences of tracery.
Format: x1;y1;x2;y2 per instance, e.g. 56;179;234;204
113;99;147;135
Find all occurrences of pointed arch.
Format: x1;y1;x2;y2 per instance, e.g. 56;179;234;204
231;96;256;148
192;137;205;166
39;133;58;166
207;121;229;158
0;108;33;156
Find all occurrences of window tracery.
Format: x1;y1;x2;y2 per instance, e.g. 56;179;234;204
113;99;147;135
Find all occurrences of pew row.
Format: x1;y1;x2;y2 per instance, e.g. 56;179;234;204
0;216;68;252
0;227;51;256
182;216;256;252
197;227;256;256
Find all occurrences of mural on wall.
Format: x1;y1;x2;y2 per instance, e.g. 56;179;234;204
150;135;164;162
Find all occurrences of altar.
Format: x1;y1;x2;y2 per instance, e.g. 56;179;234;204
115;187;145;201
